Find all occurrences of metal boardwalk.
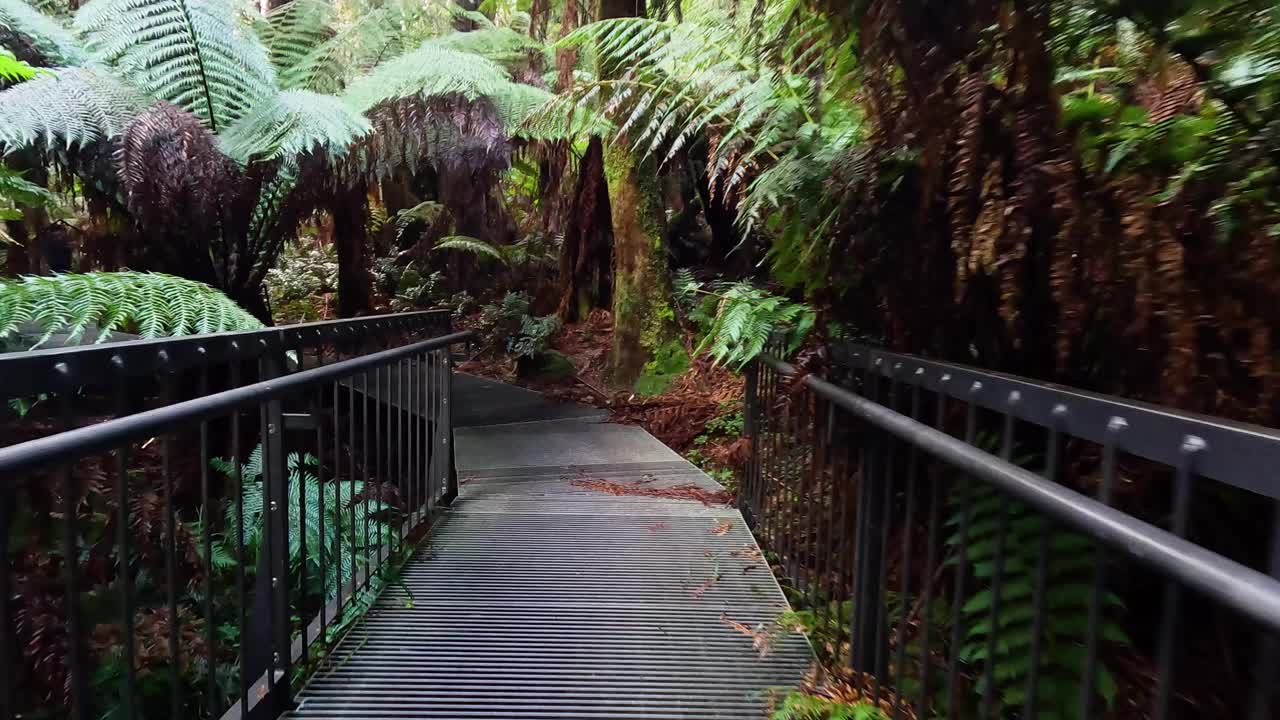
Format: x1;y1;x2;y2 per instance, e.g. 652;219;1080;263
288;418;813;719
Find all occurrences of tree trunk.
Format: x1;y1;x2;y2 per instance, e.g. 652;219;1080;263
332;188;372;317
557;137;613;322
606;141;676;385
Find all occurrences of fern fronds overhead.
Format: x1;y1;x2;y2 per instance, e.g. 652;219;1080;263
0;271;264;349
341;42;511;112
74;0;276;131
690;280;814;368
0;66;149;151
219;89;372;165
0;0;88;66
255;0;336;79
429;27;546;74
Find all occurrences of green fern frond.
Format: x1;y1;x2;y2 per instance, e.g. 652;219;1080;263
691;281;813;368
433;235;508;264
341;42;511;112
74;0;277;131
0;47;37;81
0;0;88;66
0;66;149;151
429;26;545;72
219;89;371;165
0;271;263;349
948;480;1128;719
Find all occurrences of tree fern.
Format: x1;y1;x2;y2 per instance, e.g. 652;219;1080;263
341;42;514;112
0;0;88;66
0;66;149;150
218;89;371;165
0;271;264;349
74;0;277;131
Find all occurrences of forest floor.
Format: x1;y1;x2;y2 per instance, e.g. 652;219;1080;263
455;310;750;490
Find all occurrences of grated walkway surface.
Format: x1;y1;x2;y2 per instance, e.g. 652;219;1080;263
288;418;812;719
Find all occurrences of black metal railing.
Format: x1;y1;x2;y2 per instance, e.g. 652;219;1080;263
743;342;1280;719
0;320;471;720
1;309;453;447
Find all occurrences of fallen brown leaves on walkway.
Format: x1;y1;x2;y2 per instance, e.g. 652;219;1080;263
710;519;733;535
721;613;783;658
570;479;733;506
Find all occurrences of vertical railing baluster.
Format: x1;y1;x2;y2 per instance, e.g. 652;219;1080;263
316;384;327;637
110;375;137;720
1248;501;1280;720
917;379;948;717
347;378;357;598
198;363;216;715
1024;406;1064;719
0;482;9;720
361;370;370;589
1152;435;1201;720
946;382;981;720
1081;417;1126;717
331;379;343;614
979;398;1018;719
892;378;923;720
374;365;383;572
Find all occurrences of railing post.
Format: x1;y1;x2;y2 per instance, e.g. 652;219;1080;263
257;342;292;716
741;360;759;526
440;348;459;505
851;363;888;677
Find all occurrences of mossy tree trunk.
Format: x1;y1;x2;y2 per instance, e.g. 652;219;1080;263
557;137;613;322
606;140;677;386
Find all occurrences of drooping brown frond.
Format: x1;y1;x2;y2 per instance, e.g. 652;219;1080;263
117;102;242;237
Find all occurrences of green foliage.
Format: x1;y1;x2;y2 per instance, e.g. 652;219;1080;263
680;278;815;368
0;47;36;81
0;66;149;151
209;444;396;599
0;165;61;228
634;340;689;396
342;42;519;114
0;0;88;65
218;89;371;165
0;271;264;349
771;691;884;720
433;235;509;264
948;482;1128;719
553;5;861;284
74;0;277;131
266;242;338;322
509;313;560;358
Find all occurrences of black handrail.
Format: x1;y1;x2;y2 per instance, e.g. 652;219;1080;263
0;322;470;720
764;355;1280;631
743;346;1280;719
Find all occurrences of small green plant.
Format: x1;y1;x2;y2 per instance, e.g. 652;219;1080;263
475;291;560;359
634;340;690;395
266;242;339;322
676;274;815;368
948;481;1127;719
209;444;396;600
771;690;885;720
